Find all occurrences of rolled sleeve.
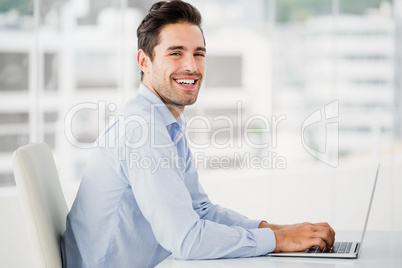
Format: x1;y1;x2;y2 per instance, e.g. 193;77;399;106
249;228;276;256
240;219;265;229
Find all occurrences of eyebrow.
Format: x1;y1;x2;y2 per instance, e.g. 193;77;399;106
166;46;206;52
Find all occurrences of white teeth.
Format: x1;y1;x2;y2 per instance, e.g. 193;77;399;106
176;79;195;85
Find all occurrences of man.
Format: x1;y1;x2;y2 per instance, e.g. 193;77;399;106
61;1;335;267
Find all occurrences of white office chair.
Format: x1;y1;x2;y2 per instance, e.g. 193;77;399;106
12;142;68;268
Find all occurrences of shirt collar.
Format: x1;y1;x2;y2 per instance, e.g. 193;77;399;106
138;83;186;131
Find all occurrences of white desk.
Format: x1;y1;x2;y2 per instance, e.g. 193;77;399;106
156;231;402;268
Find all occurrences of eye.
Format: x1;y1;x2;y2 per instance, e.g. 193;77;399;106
170;52;181;56
195;53;205;57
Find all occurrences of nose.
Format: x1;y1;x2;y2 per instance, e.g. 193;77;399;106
182;54;197;73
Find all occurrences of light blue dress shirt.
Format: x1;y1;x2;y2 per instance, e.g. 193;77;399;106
61;84;276;267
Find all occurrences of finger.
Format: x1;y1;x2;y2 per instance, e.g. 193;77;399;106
315;222;336;238
311;238;326;249
314;223;335;242
312;227;334;248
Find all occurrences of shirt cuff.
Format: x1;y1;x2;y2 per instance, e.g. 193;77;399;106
249;228;276;256
239;219;264;229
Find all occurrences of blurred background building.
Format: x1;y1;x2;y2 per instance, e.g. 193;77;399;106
1;0;401;266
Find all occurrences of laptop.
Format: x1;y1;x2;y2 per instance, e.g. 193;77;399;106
268;164;380;259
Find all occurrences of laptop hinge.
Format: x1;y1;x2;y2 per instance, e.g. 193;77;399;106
355;243;360;253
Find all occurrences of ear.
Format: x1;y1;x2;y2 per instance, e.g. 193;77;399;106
137;49;151;75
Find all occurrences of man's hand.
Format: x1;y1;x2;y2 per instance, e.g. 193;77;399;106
271;222;335;252
259;221;335;252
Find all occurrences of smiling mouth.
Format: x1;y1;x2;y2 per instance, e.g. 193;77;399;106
174;79;197;86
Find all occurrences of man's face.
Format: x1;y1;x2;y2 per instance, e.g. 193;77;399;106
144;23;206;109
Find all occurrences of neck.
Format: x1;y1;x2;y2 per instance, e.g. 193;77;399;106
167;106;184;120
142;81;183;120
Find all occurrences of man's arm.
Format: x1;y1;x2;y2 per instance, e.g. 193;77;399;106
183;146;264;229
184;145;335;253
121;124;275;259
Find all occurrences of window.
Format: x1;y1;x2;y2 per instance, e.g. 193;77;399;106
204;56;242;88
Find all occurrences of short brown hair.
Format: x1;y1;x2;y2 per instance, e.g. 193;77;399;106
137;0;205;80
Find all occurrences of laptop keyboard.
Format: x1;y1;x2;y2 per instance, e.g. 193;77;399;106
307;242;353;254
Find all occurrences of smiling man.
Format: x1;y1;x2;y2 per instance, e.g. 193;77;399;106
138;22;205;118
61;1;335;267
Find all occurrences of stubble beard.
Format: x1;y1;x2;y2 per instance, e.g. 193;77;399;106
152;75;201;108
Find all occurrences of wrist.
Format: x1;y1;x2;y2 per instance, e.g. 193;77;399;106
273;229;284;252
259;221;283;231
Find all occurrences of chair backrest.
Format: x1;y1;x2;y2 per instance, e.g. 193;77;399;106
12;142;68;268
